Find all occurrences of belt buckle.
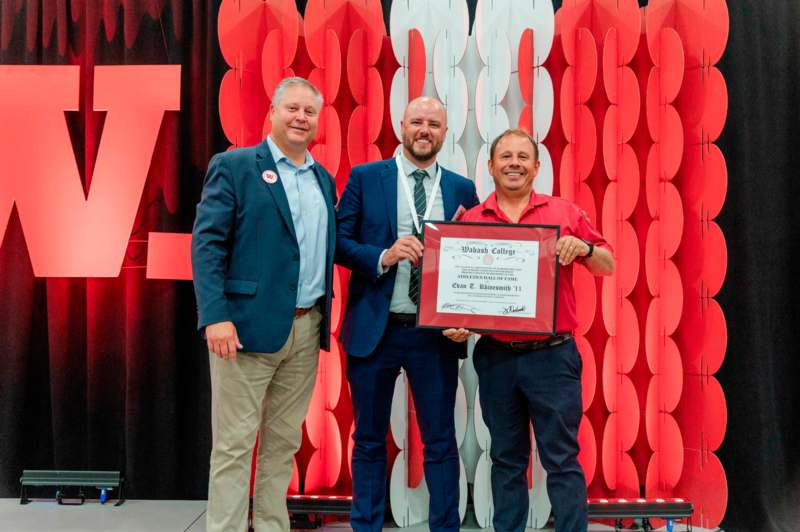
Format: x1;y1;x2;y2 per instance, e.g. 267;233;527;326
548;334;569;348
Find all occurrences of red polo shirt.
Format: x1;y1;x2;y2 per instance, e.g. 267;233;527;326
459;190;612;342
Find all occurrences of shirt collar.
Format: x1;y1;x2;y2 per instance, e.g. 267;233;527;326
399;150;438;179
266;136;315;170
481;189;548;219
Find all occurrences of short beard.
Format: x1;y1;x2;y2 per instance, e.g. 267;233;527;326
403;137;440;164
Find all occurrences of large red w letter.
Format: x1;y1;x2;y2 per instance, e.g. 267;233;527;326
0;65;180;277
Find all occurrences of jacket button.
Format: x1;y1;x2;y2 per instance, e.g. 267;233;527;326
293;253;299;261
289;283;297;290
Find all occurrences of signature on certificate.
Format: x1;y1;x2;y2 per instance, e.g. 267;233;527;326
502;304;526;315
441;302;478;314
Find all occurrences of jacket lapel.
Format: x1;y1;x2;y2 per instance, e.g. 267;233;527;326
379;160;398;239
312;164;336;258
256;140;297;243
439;167;458;221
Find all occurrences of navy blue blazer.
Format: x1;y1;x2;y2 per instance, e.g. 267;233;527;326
336;158;479;358
191;139;337;353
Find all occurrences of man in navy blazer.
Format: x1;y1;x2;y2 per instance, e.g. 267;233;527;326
192;77;336;532
336;97;479;532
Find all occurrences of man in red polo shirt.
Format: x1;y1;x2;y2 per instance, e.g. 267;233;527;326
445;128;614;532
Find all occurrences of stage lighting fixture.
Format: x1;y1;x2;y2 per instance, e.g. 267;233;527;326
587;497;693;531
19;470;125;506
287;494;352;515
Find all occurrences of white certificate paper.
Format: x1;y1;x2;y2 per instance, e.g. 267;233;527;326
436;237;539;318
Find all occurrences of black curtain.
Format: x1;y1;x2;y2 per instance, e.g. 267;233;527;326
715;2;800;531
0;2;798;531
0;0;223;499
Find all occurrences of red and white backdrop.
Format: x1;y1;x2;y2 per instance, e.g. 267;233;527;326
217;1;730;528
0;0;735;529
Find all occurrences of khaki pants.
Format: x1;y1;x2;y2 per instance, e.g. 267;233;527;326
206;309;322;532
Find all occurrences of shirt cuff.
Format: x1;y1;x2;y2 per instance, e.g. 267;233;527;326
377;250;389;276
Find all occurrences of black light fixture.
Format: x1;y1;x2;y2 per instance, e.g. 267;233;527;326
19;470;125;506
587;497;693;532
287;494;353;515
285;494;352;529
283;495;692;531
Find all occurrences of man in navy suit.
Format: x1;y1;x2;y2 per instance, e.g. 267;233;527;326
192;77;337;532
336;97;479;532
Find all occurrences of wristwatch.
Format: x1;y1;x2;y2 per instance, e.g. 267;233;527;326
583;240;594;259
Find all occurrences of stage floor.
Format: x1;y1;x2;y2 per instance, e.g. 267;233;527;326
0;499;710;532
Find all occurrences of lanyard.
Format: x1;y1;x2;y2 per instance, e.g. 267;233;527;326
395;154;442;235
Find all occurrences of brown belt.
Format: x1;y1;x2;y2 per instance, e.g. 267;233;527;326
295;306;315;317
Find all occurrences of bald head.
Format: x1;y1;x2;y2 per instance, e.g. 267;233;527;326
402;97;447;125
400;97;448;167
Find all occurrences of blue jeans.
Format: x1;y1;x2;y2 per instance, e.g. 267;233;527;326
473;337;587;532
346;323;461;532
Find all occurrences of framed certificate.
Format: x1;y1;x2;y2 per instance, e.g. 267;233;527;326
416;221;560;335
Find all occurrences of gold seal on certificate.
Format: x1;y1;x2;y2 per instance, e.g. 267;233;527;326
416;221;560;335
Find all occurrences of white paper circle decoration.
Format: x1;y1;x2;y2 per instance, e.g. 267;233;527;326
389;68;410;141
439;134;469;178
533;142;554;196
533;67;555;141
455;377;468;447
472;383;491;448
509;0;555;66
458;458;468;521
474;144;495;202
475;68;510;142
433;35;469;137
473;450;494;527
389;370;408;449
389;450;430;527
390;0;469;67
479;43;512;109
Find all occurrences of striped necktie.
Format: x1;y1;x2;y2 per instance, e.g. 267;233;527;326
408;169;428;306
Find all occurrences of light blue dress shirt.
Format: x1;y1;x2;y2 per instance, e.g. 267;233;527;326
267;136;328;308
379;153;445;313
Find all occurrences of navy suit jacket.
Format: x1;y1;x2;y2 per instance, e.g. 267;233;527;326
191;139;337;353
336;158;479;358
